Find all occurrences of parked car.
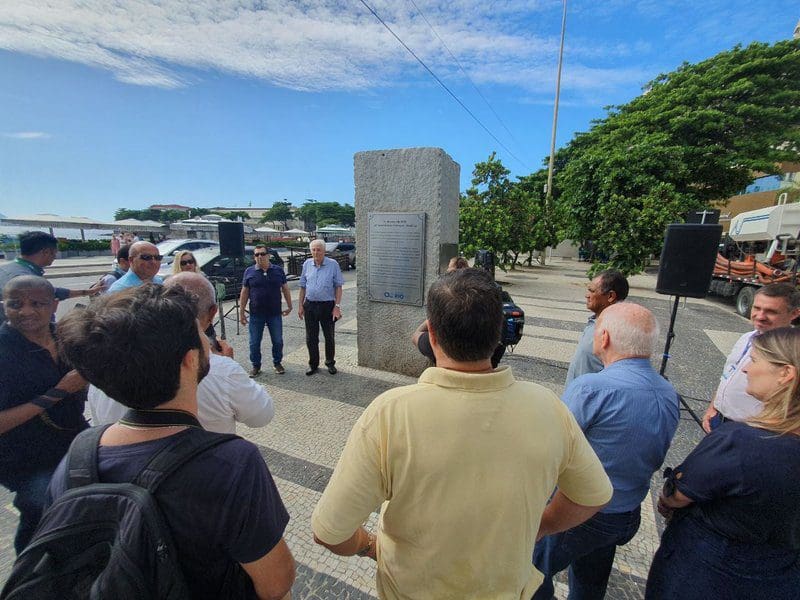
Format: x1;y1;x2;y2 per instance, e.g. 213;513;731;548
325;242;356;268
156;239;220;266
159;246;284;297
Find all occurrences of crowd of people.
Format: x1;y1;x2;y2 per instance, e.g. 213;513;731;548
0;230;798;599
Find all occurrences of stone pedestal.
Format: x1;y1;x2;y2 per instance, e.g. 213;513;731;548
354;147;460;377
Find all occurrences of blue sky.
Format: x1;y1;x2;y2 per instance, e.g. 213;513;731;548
0;1;797;221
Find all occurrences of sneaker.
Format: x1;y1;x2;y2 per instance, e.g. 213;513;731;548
249;366;261;378
274;364;286;375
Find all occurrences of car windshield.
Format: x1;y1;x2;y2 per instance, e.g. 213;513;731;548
156;239;192;256
192;248;223;268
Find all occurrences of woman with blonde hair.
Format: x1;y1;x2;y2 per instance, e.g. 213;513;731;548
646;326;800;599
171;250;199;275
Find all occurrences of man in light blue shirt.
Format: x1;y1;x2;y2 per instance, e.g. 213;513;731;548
565;270;628;386
298;239;344;375
107;241;164;294
534;302;679;600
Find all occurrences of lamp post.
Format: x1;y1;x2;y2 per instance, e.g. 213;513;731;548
545;0;567;210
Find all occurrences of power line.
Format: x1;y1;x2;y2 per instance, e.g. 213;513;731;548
356;0;529;170
405;0;531;167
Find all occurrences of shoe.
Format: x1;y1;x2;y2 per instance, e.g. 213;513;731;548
249;367;261;378
306;367;318;376
327;364;337;375
274;364;286;374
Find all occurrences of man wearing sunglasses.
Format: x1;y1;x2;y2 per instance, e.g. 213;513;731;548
107;241;164;294
239;245;292;377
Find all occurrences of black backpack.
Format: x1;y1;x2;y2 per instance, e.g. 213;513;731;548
1;426;238;600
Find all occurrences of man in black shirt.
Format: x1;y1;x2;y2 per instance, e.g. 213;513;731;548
49;284;296;599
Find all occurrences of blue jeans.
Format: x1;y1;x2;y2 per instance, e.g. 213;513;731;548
248;313;283;368
3;468;56;554
646;514;800;599
533;508;641;600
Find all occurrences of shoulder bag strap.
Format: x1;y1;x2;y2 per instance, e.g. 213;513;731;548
133;429;240;493
66;425;112;489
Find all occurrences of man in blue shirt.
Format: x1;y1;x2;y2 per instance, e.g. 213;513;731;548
533;302;679;600
565;270;628;386
298;239;344;375
239;245;292;377
107;241;164;294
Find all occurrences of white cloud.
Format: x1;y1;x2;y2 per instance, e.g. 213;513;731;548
0;0;657;95
2;131;51;139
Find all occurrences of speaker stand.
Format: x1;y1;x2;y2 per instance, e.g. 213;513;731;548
659;295;703;428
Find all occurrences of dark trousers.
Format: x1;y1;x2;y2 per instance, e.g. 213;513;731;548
3;468;56;554
646;514;800;600
532;508;641;600
303;300;335;369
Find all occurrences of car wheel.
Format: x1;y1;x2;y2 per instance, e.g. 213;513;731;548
735;286;755;318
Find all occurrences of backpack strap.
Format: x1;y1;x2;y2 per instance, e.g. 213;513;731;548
66;425;112;489
133;429;239;493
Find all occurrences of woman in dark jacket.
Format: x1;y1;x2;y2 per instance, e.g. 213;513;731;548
646;326;800;599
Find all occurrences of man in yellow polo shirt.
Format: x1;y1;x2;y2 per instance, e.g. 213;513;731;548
311;268;612;599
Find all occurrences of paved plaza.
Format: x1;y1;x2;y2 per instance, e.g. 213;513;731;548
0;257;751;598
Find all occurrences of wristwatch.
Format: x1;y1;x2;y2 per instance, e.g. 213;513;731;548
335;304;341;308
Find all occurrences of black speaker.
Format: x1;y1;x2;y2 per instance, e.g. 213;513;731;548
656;224;722;298
218;222;245;257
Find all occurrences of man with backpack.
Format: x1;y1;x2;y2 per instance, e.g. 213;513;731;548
2;283;295;600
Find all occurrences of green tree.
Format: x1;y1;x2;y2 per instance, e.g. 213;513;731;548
459;155;562;269
295;200;355;229
334;204;356;226
295;200;318;230
261;201;294;229
514;170;560;265
114;208;190;224
189;207;211;218
557;40;800;275
459;153;515;268
221;211;250;221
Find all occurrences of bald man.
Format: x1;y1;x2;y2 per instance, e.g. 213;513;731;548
533;303;679;600
0;276;89;553
89;272;274;434
107;241;164;294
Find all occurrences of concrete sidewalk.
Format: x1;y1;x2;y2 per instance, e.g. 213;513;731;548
0;258;748;598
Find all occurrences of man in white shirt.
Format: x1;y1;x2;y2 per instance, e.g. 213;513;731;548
89;273;273;433
702;282;800;432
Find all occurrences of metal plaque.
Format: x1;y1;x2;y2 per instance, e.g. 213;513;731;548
368;212;426;305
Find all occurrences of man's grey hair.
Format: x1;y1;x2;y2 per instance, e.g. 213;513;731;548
309;239;325;250
598;302;659;358
164;272;216;314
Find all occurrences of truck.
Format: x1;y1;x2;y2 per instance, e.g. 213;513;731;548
709;202;800;317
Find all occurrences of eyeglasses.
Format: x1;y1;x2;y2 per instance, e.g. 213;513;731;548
254;252;268;257
180;259;196;266
136;254;163;261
